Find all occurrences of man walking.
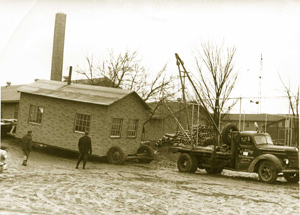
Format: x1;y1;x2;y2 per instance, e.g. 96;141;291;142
21;131;33;166
76;131;92;169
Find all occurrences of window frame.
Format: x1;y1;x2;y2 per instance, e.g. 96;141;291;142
127;119;139;138
28;105;44;125
110;118;123;138
74;113;91;133
14;104;19;119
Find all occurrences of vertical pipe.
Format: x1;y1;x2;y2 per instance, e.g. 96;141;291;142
176;60;191;140
239;97;242;131
264;114;267;132
218;106;221;146
288;103;290;146
285;116;287;145
196;104;199;145
243;111;245;131
291;116;293;146
192;103;194;131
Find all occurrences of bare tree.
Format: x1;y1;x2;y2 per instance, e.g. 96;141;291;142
76;50;177;102
279;74;299;147
194;42;238;130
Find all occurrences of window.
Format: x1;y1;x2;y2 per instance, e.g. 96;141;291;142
244;122;250;128
29;105;43;124
254;134;274;145
74;113;90;133
240;136;252;146
1;104;3;118
127;119;139;138
14;104;19;119
110;118;123;138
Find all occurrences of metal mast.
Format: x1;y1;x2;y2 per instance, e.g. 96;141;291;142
259;54;263;113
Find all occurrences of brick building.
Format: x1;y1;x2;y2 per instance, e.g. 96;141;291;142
144;101;207;142
16;80;150;157
1;83;23;119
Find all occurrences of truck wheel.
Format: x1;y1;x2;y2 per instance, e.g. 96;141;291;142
221;123;238;145
205;167;223;174
283;173;299;183
177;153;198;173
107;146;128;165
258;160;278;183
137;145;154;164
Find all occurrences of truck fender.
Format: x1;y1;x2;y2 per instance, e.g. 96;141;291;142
247;154;283;173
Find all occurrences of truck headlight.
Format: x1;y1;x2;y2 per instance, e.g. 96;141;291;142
283;158;289;165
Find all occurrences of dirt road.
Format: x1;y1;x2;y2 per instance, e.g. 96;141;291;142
0;138;299;215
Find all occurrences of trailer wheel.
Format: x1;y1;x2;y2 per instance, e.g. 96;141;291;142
107;146;128;165
177;153;198;173
221;123;238;145
205;167;223;174
258;160;278;183
137;145;154;164
283;173;299;183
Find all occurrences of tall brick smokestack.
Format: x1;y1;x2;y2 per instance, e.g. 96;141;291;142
51;13;66;81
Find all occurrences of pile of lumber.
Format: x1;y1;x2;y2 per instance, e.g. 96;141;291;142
155;125;217;148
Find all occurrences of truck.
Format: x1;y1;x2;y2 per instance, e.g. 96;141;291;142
172;123;299;183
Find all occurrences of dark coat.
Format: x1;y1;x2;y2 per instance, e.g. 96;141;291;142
78;135;92;154
22;134;33;152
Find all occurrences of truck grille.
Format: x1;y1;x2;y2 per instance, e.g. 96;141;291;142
287;151;299;168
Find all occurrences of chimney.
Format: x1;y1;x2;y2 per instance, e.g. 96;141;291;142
50;13;67;81
6;82;11;87
67;66;72;85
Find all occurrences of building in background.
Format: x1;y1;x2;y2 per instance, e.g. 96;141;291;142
222;113;298;146
1;83;23;119
144;101;207;143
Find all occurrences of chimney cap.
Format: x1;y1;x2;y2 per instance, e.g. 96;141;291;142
6;82;11;86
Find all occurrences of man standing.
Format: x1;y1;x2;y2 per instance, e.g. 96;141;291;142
76;131;92;169
21;131;33;166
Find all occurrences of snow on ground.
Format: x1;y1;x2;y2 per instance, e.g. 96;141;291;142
0;137;299;215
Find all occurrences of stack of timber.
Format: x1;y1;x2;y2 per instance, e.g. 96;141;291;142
155;125;217;148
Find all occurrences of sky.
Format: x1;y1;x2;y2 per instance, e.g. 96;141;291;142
0;0;300;114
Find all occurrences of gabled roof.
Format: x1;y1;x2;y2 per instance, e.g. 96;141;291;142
222;113;286;122
17;79;150;109
1;84;24;103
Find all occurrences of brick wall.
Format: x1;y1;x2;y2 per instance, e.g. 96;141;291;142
16;93;148;156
